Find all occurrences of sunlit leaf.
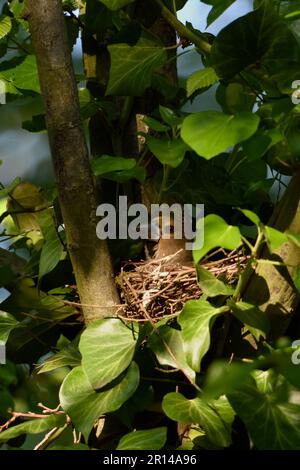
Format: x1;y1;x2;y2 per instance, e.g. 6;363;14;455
193;214;241;264
80;319;138;389
117;427;167;450
59;362;140;440
162;392;234;448
0;414;66;443
187;67;219;97
178;299;227;371
181;111;260;159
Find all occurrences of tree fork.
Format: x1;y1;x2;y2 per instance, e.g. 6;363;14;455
24;0;119;323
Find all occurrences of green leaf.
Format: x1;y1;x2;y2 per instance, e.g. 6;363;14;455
228;300;270;340
91;155;137;176
59;362;140;440
178;299;226;372
202;0;236;27
0;414;66;443
80;319;138;389
228;381;300;449
294;266;300;293
9;55;40;93
193;214;241;264
204;360;254;398
197;266;234;297
0;311;21;344
143;116;170;132
211;3;286;79
117;427;167;450
287;232;300;248
162;393;234;448
39;235;64;281
216;82;256;115
187;67;219;97
0;15;12;39
107;40;167;96
37;343;82;374
264;226;288;252
238;208;261;226
148;326;195;381
98;0;135;10
22;114;46;133
103;166;146;183
159;105;183;126
0;177;22;198
49;444;90;450
242;129;284;161
147;137;188;168
181;111;260;159
38;211;64;281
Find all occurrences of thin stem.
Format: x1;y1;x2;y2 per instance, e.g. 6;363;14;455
153;0;211;55
156;165;170;203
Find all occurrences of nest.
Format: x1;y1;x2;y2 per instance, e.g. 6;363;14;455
117;249;248;322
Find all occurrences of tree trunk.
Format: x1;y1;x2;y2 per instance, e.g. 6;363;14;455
24;0;119;323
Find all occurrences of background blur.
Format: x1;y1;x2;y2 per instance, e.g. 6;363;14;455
0;0;253;186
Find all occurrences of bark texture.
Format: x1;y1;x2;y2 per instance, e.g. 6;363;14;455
24;0;119;323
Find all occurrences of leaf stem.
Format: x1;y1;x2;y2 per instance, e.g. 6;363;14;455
153;0;211;55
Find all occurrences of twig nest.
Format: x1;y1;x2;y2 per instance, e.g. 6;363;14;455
117;249;247;322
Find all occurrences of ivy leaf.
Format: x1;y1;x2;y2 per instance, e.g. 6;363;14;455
178;299;226;372
79;319;138;389
22;114;47;133
193;214;241;264
204;360;254;399
98;0;135;10
228;300;270;341
147;137;188;168
37;343;81;374
117;427;167;450
143;116;170;132
107;40;167;96
187;67;219;97
197;266;234;297
211;3;286;79
228;381;300;449
59;362;140;440
0;414;66;443
38;211;64;281
181;111;260;159
202;0;236;27
0;15;12;39
162;393;234;448
9;55;40;93
103;166;146;183
91;155;136;176
0;311;21;344
238;208;261;226
148;326;195;381
264;226;288;252
159;105;183;126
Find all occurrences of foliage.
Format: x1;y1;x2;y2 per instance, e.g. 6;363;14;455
0;0;300;451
